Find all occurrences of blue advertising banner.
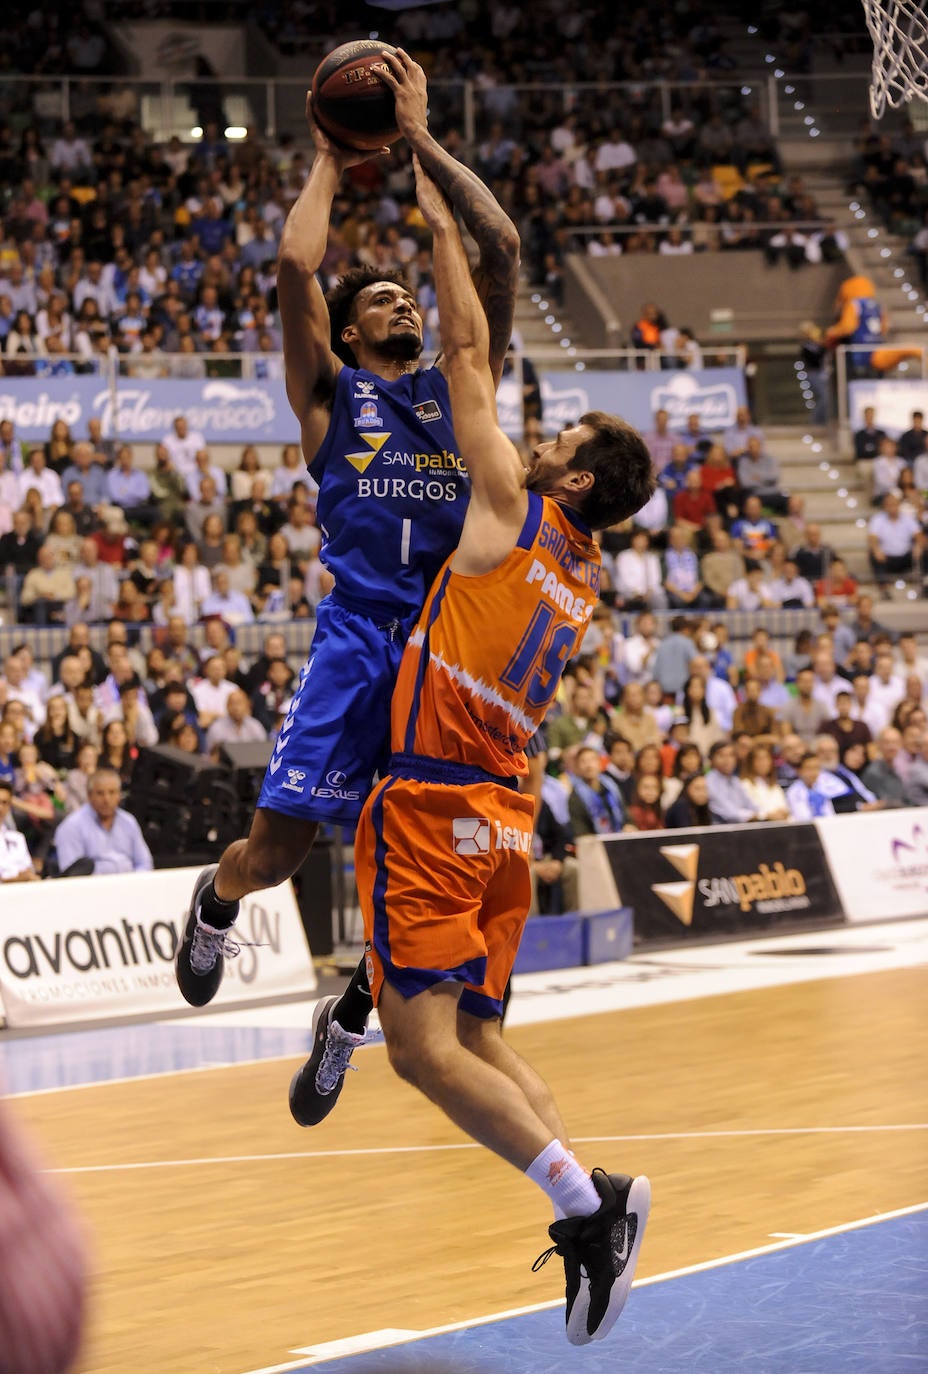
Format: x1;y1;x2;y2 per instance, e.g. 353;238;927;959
530;365;747;434
0;377;298;443
0;368;746;445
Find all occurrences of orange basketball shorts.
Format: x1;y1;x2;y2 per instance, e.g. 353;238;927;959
355;771;535;1018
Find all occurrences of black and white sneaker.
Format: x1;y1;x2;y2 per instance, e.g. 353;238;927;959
175;865;241;1008
533;1170;650;1346
289;995;366;1127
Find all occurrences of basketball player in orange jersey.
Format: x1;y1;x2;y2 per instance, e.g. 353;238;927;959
0;1098;87;1373
352;147;655;1346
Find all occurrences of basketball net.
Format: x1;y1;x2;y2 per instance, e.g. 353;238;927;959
861;0;928;119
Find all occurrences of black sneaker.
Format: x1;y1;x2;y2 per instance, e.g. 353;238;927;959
175;865;241;1008
533;1170;651;1346
289;995;366;1126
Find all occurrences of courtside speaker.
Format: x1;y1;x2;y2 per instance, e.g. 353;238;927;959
218;740;273;805
218;740;273;772
131;745;227;803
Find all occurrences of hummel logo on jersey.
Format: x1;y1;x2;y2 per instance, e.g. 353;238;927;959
344;431;390;473
355;379;377;396
283;768;306;794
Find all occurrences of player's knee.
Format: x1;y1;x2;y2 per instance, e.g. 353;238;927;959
386;1038;454;1092
457;1016;496;1057
385;1038;419;1086
245;845;299;890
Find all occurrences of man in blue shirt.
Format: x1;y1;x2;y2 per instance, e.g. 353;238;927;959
658;444;694;498
731;494;778;561
60;442;108;508
705;741;759;823
663;525;706;610
107;445;152;514
191;198;234;256
55;769;153;875
170;240;204;300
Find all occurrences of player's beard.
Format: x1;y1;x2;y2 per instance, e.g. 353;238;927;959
378;329;423;363
524;457;558;494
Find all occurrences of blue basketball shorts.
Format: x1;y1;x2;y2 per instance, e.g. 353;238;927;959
256;596;417;827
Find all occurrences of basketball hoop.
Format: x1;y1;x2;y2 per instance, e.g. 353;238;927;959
861;0;928;119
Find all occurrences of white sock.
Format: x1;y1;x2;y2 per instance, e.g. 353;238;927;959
526;1140;600;1219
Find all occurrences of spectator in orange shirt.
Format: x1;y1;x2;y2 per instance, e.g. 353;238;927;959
743;626;784;681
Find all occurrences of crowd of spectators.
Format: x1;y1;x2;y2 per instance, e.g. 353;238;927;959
591;402;871;612
531;610;928;912
850;120;928;242
854;405;928;589
0;0;844;379
0;413;327;626
4;586;927;893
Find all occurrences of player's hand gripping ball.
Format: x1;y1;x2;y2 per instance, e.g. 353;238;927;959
311;40;402;152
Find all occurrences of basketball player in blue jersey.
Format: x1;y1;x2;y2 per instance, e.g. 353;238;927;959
175;51;520;1097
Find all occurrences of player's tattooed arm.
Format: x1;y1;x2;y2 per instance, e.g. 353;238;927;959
379;48;519;386
280;94;386;455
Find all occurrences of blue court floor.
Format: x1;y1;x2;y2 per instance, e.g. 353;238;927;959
284;1209;928;1374
0;1021;313;1095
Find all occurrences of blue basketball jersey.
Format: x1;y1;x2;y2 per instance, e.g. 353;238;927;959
848;298;884;369
309;364;468;615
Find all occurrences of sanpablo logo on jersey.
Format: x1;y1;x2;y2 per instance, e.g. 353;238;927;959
381;448;464;472
344;431;390;474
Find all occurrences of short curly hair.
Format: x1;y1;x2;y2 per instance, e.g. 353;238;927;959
325;266;411;365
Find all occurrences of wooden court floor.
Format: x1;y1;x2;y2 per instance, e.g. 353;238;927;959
9;965;928;1374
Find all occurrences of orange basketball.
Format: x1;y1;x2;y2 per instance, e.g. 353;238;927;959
311;40;401;152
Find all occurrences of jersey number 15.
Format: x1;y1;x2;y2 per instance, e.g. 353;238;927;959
500;602;577;711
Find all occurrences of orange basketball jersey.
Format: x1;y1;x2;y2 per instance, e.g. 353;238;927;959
390;491;601;777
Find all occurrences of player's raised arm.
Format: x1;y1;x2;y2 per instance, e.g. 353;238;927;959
413;157;526;568
378;50;519;386
277;97;387;460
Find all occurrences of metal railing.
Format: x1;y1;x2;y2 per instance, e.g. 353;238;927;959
0;346;748;388
0;67;884;149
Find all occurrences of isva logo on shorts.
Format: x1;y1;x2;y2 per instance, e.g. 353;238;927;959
452;818;533;856
453;818;491;855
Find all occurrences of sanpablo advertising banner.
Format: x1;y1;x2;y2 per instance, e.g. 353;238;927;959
0;867;316;1028
816;807;928;923
595;821;841;941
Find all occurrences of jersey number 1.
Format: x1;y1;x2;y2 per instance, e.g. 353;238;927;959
500;602;577;710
